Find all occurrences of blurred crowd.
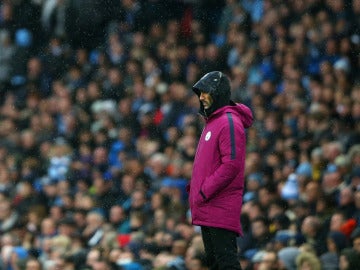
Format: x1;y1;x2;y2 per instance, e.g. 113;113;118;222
0;0;360;269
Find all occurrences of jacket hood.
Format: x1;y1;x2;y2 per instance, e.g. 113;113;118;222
192;71;232;116
210;102;253;128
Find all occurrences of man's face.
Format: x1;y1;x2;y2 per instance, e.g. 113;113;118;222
199;92;213;109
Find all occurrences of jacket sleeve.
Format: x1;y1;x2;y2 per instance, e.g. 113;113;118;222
200;122;245;201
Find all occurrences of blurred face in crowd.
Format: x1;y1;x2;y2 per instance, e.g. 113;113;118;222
109;205;126;225
305;181;320;203
339;187;354;207
258;251;278;270
242;201;263;221
298;261;313;270
86;249;101;268
0;199;11;220
92;260;111;270
352;236;360;254
352;174;360;190
41;218;56;236
251;219;267;239
187;256;207;270
329;212;346;232
121;174;136;195
267;202;283;220
322;170;342;194
339;254;350;270
258;188;273;209
301;216;319;237
131;190;146;209
25;259;42;270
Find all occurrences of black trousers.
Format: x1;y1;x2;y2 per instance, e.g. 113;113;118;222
201;226;242;270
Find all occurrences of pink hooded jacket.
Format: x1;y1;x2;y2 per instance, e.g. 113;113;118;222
188;103;253;235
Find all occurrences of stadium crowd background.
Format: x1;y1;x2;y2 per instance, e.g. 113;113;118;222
1;0;360;269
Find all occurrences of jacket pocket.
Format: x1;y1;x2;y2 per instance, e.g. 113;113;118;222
194;189;207;206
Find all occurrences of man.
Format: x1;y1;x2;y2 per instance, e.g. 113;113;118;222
188;71;253;269
258;250;279;270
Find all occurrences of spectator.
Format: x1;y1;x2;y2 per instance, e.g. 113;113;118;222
0;30;15;91
187;252;207;270
339;247;360;270
300;215;326;255
320;231;349;270
91;170;118;219
82;210;106;248
6;246;29;270
296;251;322;270
84;247;102;269
278;246;300;270
338;186;356;219
350;227;360;254
0;196;19;233
249;216;271;252
329;210;348;234
258;250;279;270
57;216;77;238
25;258;42;270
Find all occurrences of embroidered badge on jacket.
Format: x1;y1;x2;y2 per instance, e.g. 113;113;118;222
205;131;211;141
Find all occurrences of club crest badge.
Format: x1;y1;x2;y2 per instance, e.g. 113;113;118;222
205;131;211;141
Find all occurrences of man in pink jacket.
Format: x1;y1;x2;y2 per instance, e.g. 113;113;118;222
188;71;253;269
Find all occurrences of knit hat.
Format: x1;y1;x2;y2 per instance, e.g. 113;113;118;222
273;230;295;246
339;218;357;238
327;231;348;251
334;57;351;73
295;162;312;178
247;172;264;186
278;247;300;270
281;173;299;200
15;28;32;47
